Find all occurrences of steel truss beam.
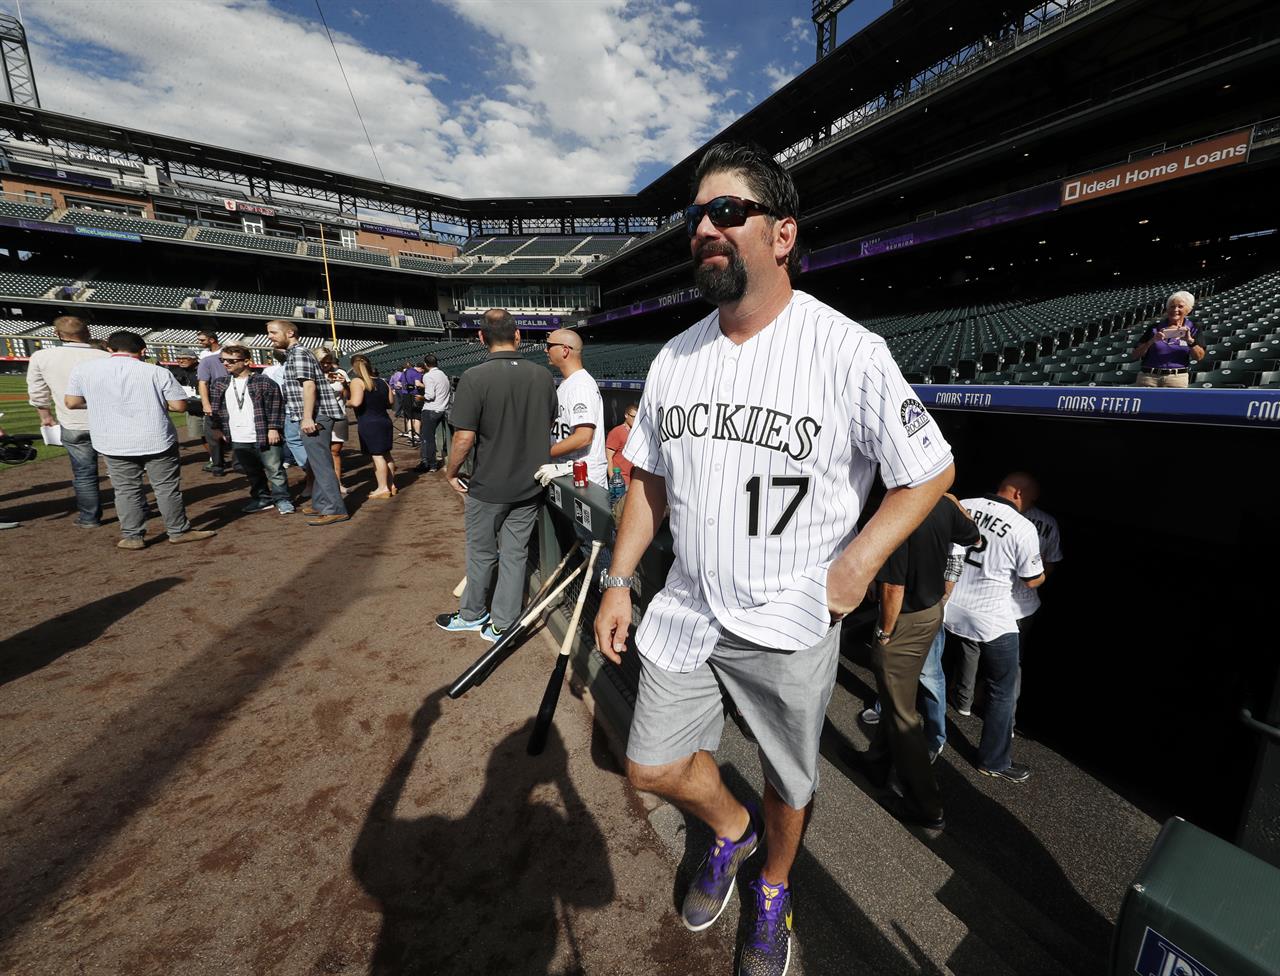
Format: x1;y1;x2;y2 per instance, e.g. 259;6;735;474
0;14;40;108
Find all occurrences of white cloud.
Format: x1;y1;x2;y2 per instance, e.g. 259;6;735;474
788;16;810;52
12;0;741;200
763;61;802;92
349;7;369;25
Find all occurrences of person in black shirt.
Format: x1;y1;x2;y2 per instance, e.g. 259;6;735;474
436;309;559;643
860;494;980;829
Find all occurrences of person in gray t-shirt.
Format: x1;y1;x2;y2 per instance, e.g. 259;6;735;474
436;309;558;642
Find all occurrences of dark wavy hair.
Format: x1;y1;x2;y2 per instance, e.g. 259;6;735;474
692;141;801;281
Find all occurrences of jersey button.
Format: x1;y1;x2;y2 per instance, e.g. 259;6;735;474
708;570;716;578
707;517;715;526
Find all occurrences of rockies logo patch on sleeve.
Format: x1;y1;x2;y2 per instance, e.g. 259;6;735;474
900;398;929;437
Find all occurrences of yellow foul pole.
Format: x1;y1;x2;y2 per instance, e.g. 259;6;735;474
319;223;339;349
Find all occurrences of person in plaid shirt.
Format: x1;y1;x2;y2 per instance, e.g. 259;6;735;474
266;319;350;526
207;344;294;516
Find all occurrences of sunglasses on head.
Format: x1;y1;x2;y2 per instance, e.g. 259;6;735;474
684;195;780;237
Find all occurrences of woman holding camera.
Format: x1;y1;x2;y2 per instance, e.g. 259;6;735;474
1133;290;1205;388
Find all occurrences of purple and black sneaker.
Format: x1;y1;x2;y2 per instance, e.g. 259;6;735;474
738;877;793;976
680;809;761;932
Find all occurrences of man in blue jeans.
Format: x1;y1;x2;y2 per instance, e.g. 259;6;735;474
267;319;349;527
26;315;109;527
206;344;294;515
943;487;1045;782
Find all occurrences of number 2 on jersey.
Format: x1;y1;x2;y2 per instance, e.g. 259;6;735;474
744;475;810;536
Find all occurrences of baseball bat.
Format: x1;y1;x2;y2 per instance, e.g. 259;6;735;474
528;541;602;755
447;556;587;699
524;547;577;611
452;576;467;598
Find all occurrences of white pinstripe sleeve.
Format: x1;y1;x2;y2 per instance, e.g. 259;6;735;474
620;358;665;477
1016;525;1045;579
850;341;952;488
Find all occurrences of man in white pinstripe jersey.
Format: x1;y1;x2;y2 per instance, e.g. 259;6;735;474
594;142;955;976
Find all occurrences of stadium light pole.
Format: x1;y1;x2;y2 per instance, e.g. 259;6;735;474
318;222;339;349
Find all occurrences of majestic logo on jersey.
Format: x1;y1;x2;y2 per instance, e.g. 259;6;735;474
656;402;822;461
900;398;929;437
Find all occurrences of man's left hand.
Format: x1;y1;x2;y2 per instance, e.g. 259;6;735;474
267;430;281;445
448;476;468;495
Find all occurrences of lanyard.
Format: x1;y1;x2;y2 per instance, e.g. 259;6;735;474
231;377;250;411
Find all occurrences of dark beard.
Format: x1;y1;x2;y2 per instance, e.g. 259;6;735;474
693;245;749;304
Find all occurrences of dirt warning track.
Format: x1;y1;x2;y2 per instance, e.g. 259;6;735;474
0;435;731;975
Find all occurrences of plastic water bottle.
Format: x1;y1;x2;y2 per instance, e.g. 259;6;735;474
608;467;626;506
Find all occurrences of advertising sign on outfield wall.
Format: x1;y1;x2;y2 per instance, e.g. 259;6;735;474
1061;129;1252;206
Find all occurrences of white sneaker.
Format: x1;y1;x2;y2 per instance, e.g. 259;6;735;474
928;742;945;764
859;706;880;726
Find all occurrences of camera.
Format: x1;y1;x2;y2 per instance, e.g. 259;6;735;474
0;434;38;465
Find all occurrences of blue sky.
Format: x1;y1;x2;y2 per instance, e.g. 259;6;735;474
1;0;891;197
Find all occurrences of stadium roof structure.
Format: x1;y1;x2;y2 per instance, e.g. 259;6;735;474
0;0;1117;239
0;103;657;238
636;0;1033;215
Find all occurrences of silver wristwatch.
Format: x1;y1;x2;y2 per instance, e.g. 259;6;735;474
599;568;637;593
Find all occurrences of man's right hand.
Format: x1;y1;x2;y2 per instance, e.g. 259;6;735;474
595;587;632;664
301;420;319;435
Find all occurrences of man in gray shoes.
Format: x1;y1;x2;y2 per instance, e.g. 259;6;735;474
437;309;558;642
64;331;216;550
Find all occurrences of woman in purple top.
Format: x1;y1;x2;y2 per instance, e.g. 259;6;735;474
1133;290;1205;388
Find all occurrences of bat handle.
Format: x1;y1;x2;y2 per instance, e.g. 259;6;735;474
559;542;603;656
529;542;603;755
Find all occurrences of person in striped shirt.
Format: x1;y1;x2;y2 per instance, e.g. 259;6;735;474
594;142;954;976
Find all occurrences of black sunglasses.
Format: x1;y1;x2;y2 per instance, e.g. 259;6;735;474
220;357;246;363
546;342;573;351
684;195;780;237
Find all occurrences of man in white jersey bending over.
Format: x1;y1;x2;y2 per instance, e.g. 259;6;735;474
547;328;607;488
594;142;955;976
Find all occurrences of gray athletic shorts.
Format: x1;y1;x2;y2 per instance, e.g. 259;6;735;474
626;623;842;809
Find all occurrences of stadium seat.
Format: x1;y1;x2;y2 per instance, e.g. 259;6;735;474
1089;370;1135;386
0;199;55;221
1260;370;1280;387
1191;367;1256;388
196;227;299;254
60;208;187;239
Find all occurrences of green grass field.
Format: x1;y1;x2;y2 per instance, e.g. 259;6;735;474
0;374;196;471
0;375;67;466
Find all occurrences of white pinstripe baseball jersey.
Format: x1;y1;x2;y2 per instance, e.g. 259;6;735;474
943;495;1043;642
621;290;954;672
1012;505;1063;618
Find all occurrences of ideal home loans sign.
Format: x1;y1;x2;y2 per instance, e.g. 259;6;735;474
1061;129;1251;206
